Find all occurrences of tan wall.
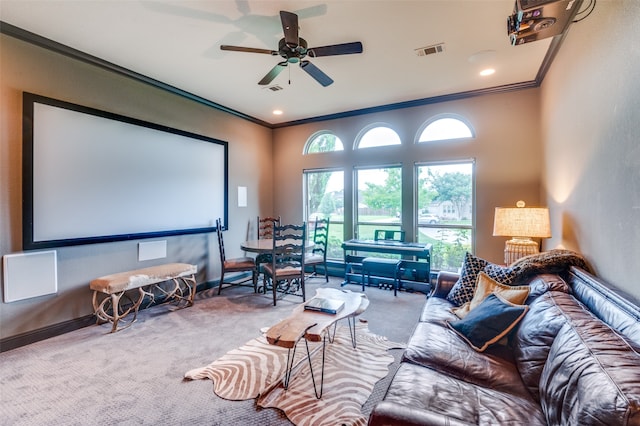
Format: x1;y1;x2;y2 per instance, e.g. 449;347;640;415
0;35;273;339
272;89;543;265
540;0;640;301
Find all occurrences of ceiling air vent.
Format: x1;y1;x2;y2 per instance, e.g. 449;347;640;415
265;85;283;92
415;43;445;57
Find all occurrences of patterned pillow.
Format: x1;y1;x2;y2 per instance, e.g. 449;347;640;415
446;252;520;306
453;272;530;318
446;252;488;306
484;262;518;285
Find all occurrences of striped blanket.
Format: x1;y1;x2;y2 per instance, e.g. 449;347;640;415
185;323;404;426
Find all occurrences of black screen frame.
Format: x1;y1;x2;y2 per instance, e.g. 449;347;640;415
22;92;228;250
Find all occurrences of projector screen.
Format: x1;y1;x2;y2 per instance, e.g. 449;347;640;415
23;92;228;250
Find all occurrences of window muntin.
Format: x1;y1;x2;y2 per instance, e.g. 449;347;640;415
304;132;344;154
355;166;402;252
303;169;344;259
356;125;401;149
416;162;474;272
417;116;474;143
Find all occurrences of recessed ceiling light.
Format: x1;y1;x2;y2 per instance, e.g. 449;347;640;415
480;68;495;76
273;109;283;115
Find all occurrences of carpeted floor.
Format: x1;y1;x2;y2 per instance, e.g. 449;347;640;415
0;277;427;425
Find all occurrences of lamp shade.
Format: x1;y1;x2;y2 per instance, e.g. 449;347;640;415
493;206;551;238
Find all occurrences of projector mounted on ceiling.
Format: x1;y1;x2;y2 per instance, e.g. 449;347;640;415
507;0;584;45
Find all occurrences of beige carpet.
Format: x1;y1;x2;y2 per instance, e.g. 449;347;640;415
0;277;426;425
185;323;404;426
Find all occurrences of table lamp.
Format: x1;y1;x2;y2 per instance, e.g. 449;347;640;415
493;201;551;265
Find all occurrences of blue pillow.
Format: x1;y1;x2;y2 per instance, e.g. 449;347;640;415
447;293;528;352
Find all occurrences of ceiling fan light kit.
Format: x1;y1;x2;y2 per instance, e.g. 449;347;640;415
220;10;363;87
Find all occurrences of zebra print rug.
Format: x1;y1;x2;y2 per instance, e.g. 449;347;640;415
185;322;404;426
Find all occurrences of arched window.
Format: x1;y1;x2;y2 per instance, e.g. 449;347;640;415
303;131;344;154
356;125;401;149
417;115;474;143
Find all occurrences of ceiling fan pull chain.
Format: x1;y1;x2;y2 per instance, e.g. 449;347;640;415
288;65;291;85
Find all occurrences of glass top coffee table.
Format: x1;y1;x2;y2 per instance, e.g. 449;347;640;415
265;288;369;398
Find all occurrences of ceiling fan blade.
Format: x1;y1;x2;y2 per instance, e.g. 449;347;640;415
258;62;287;85
308;42;363;57
280;11;299;48
220;45;277;55
300;60;333;87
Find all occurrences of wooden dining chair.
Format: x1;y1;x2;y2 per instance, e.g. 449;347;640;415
256;216;281;286
216;218;258;295
305;217;329;282
262;222;306;306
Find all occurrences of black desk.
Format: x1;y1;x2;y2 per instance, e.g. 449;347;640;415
341;239;432;290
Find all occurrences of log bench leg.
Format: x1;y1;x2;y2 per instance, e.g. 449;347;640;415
150;274;197;308
92;287;145;333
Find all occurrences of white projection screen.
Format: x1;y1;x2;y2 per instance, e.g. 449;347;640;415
23;93;228;250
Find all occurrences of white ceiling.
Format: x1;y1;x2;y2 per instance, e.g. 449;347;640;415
1;0;557;126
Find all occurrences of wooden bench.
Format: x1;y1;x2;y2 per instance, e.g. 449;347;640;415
90;263;197;333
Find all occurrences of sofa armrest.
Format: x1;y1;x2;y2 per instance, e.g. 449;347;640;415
431;271;459;298
368;401;474;426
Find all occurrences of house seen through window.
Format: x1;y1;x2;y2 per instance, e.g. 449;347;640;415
416;162;474;272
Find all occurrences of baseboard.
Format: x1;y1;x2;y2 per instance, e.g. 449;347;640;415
0;314;96;353
1;269;351;353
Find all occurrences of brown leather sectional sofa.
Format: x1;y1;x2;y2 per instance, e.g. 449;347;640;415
369;266;640;425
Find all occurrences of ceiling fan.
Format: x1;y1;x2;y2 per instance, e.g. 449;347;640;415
220;10;363;87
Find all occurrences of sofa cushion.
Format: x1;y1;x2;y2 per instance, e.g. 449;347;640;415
419;296;459;323
448;293;528;352
525;273;570;303
453;272;530;318
540;317;640;425
379;362;546;425
403;321;532;398
512;290;581;401
446;252;519;306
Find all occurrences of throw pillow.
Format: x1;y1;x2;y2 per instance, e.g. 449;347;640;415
453;272;530;318
446;252;519;306
448;293;529;352
446;252;488;306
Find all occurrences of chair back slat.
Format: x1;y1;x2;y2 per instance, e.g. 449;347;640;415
311;217;329;258
216;218;226;262
258;216;281;239
272;223;306;259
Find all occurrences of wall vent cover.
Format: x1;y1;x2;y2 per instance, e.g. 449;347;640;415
415;43;445;57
